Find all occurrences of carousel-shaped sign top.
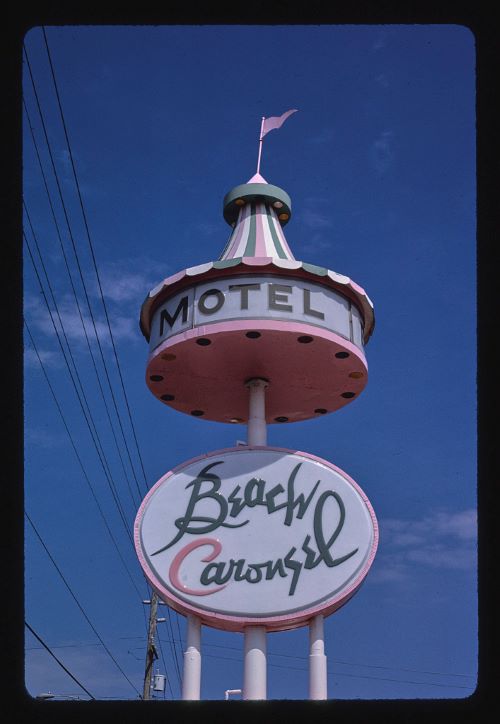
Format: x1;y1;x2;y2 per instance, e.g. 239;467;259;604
140;112;375;424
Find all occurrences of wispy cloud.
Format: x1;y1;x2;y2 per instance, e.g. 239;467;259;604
307;128;335;145
24;256;164;367
192;220;220;236
298;197;333;231
300;208;333;231
372;31;388;52
296;233;332;255
25;425;66;448
24;346;63;370
294;197;334;255
383;509;477;544
25;640;142;699
374;72;390;88
25;291;140;354
370;130;395;175
96;257;169;305
371;508;477;583
54;148;101;197
56;148;73;175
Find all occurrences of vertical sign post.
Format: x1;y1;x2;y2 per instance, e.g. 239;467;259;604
309;615;327;699
136;140;377;700
244;378;269;698
182;615;201;700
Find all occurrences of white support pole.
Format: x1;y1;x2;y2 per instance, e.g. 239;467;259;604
243;626;267;700
309;615;327;700
242;380;268;699
182;615;201;700
245;378;268;446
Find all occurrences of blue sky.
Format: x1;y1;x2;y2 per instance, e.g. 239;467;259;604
22;24;476;702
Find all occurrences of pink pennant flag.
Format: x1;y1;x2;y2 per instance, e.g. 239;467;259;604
261;109;298;137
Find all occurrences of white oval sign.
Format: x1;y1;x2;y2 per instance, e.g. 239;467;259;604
134;447;378;631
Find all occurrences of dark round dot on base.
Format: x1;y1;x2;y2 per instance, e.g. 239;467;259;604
335;351;350;359
196;338;211;346
160;394;175;401
297;336;313;344
149;375;164;382
315;408;328;414
275;416;288;422
246;331;261;339
341;392;356;398
191;410;205;416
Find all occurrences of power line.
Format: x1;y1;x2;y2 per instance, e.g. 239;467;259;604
23;34;186;696
25;510;141;697
22;103;141;511
265;648;477;682
24;320;146;605
22;179;140;514
23;63;140;533
23;43;147;502
25;621;96;700
154;619;176;699
150;629;174;700
41;26;150;494
125;635;476;684
24;236;134;543
159;606;183;692
200;651;474;691
23;208;118;505
142;588;183;698
27;631;176;699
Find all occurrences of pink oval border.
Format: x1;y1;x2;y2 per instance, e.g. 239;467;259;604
134;446;378;632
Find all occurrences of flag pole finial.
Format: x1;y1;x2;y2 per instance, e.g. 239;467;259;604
256;116;265;175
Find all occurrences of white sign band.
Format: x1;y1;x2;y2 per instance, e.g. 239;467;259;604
148;275;365;352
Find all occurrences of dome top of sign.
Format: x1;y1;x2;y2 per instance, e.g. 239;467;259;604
219;172;295;261
223;173;292;227
140;172;376;424
140;173;374;343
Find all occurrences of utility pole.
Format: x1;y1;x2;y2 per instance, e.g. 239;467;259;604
142;591;159;700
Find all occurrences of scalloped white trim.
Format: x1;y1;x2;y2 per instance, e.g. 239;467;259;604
327;270;350;285
272;258;302;269
186;262;213;276
142;258;375;341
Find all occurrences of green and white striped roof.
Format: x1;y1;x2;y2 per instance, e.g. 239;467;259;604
140;174;375;342
220;173;295;261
